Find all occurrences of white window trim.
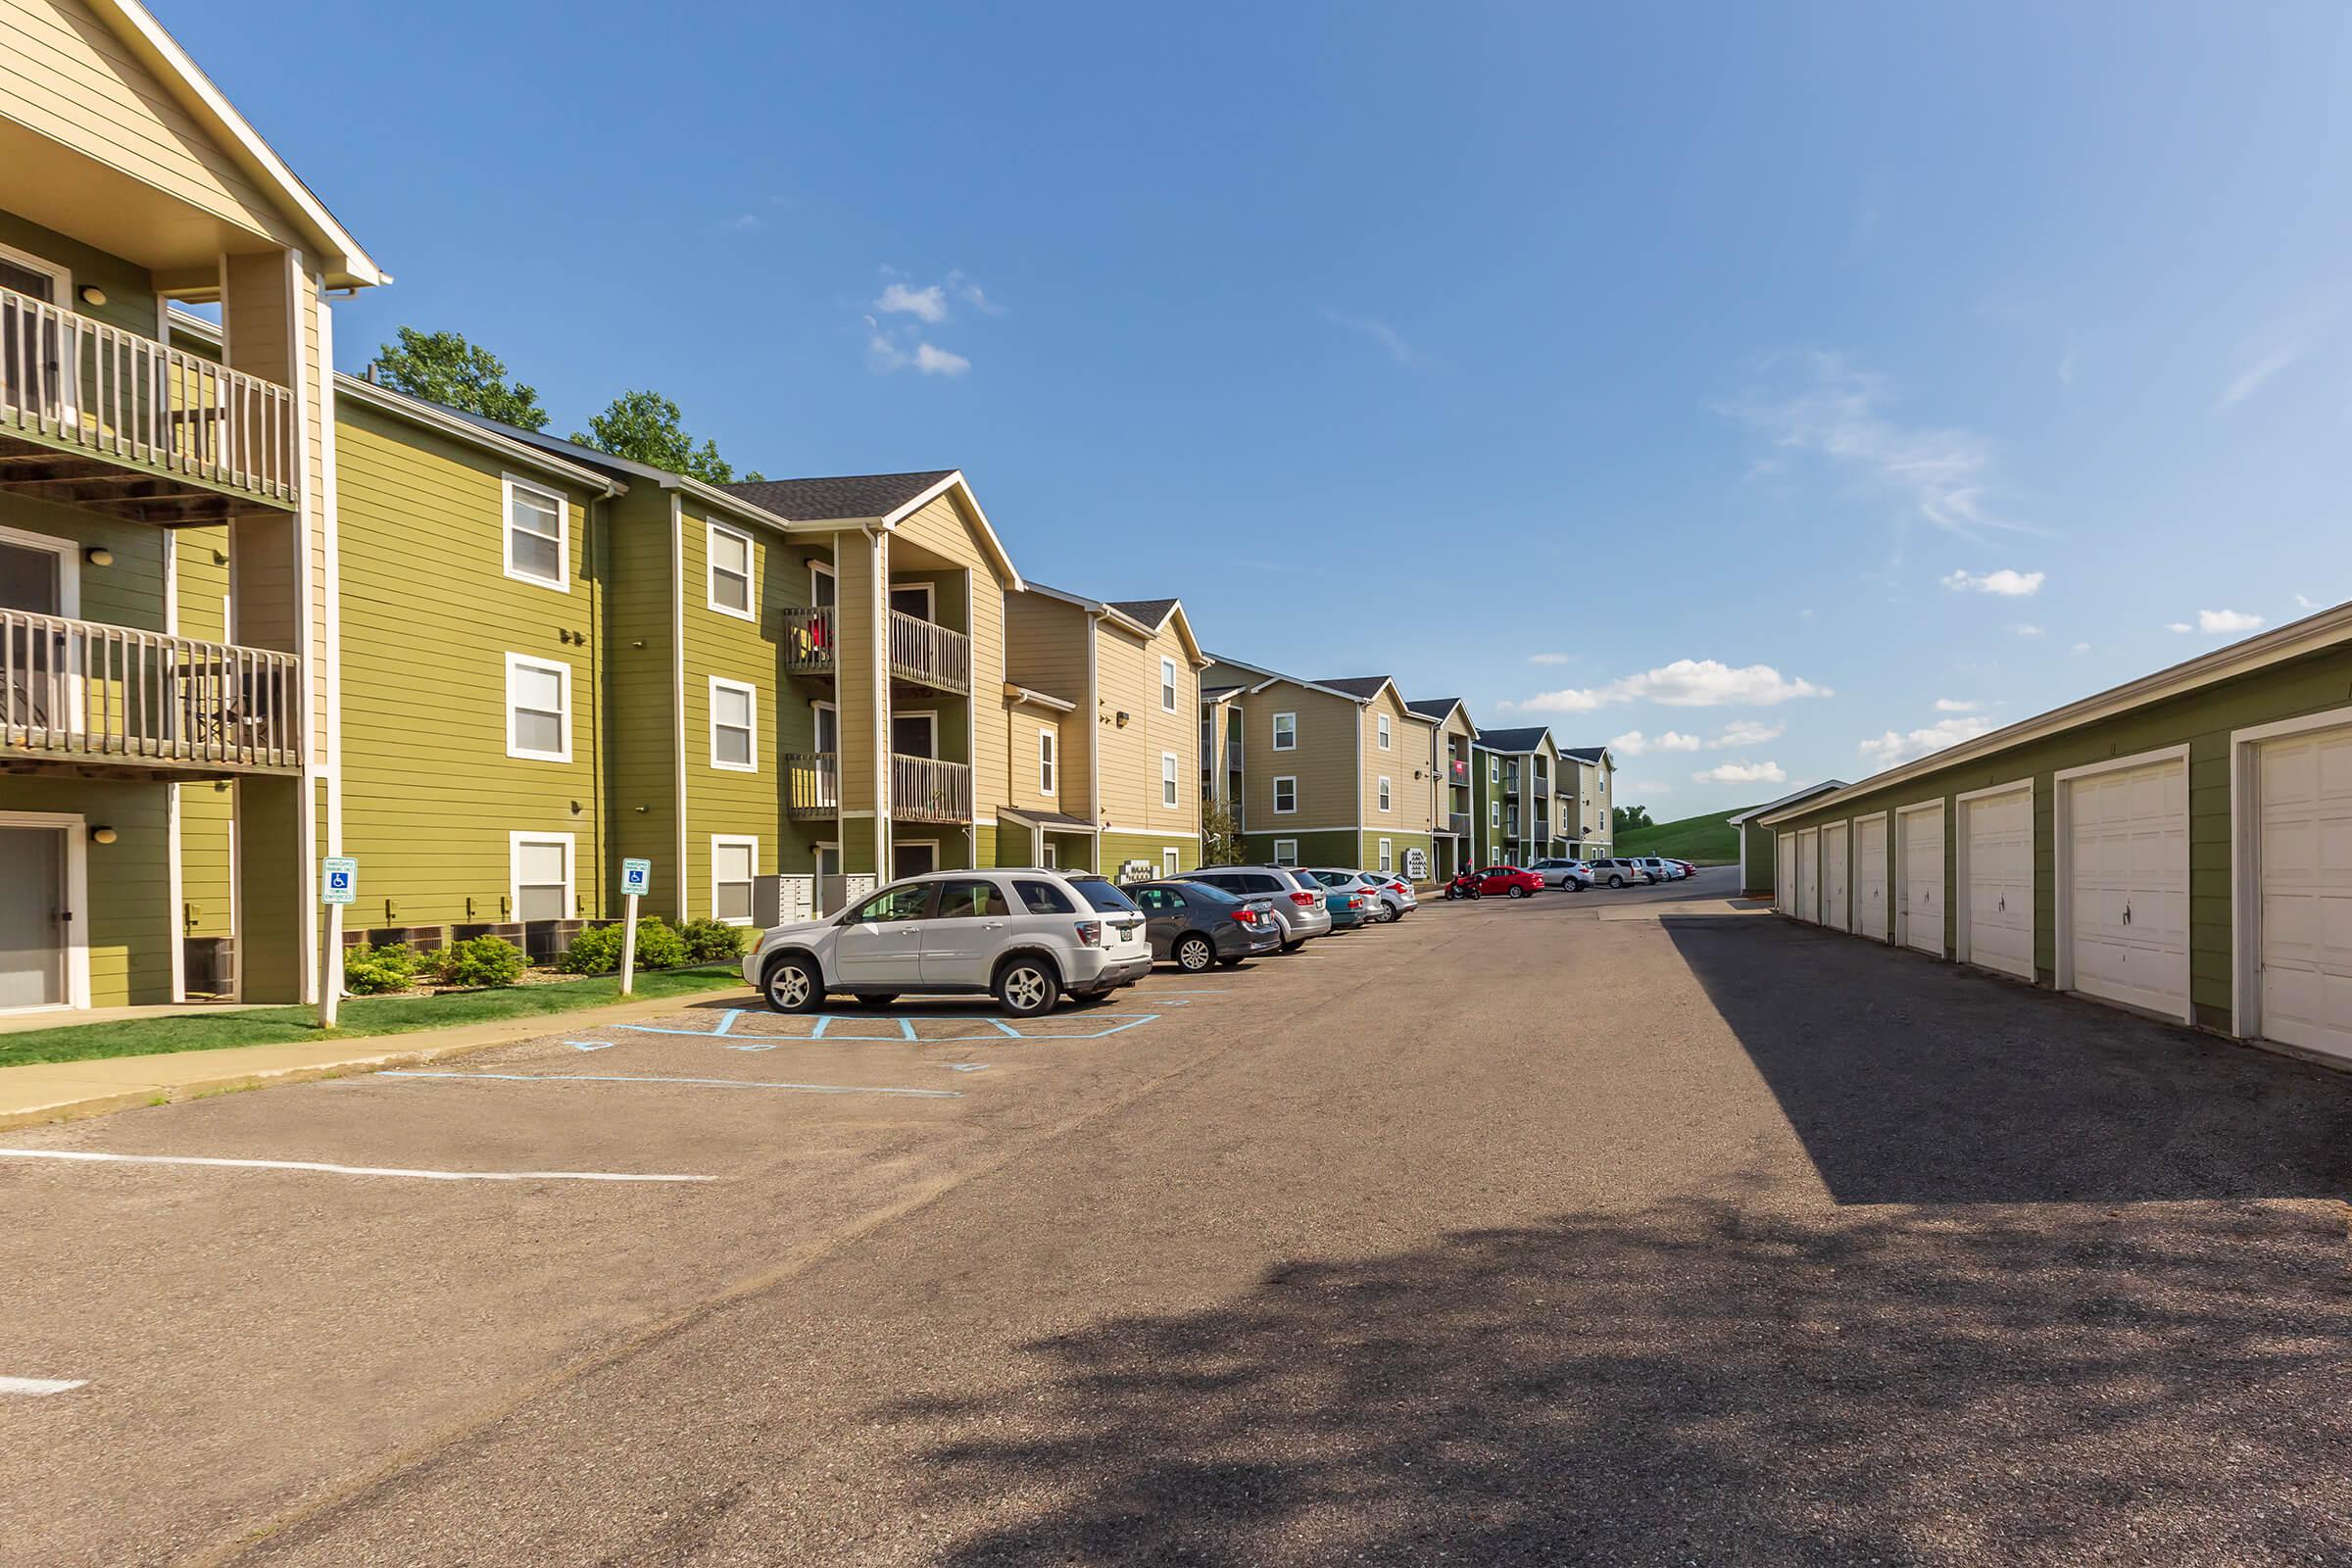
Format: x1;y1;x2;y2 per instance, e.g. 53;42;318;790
707;520;756;621
1273;775;1298;814
710;675;759;772
811;698;839;755
1161;751;1179;808
0;522;81;616
508;830;575;923
1490;801;1500;827
1378;838;1394;873
505;653;571;763
809;561;836;608
1272;838;1298;866
1039;727;1057;795
1377;775;1393;812
892;709;939;759
1272;711;1298;752
501;475;570;593
1377;713;1391;750
1160;656;1179;713
888;580;937;620
710;833;760;926
0;245;75;422
1163;847;1181;877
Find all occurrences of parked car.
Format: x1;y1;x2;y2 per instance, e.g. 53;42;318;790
1636;857;1681;882
1124;879;1284;971
1528;857;1592;890
1666;858;1698;879
1355;869;1417;921
746;868;1152;1017
1588;858;1655;888
1461;864;1545;900
1182;865;1337;950
1300;867;1393;926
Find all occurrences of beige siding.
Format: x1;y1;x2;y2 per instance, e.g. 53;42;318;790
1240;681;1358;831
1003;589;1092;815
1001;702;1064;812
1096;619;1199;837
1357;686;1431;831
890;492;1009;828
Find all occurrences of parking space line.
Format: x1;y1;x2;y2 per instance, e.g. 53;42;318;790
0;1376;86;1396
0;1150;715;1184
379;1071;961;1099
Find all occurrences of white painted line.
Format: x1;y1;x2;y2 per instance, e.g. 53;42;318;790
0;1376;86;1396
381;1071;961;1099
0;1150;714;1184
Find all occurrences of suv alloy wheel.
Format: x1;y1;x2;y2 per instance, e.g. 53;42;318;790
995;956;1060;1016
763;954;824;1013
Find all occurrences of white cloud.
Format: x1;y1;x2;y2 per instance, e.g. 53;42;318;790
1720;351;2031;541
1857;714;1996;770
1694;760;1787;785
2010;623;2044;637
2070;642;2091;656
2214;341;2306;413
912;343;970;376
1610;729;1701;757
1934;698;1983;712
875;282;948;322
1502;659;1831;713
1710;719;1785;748
948;270;1005;317
1940;567;2044;597
1324;310;1434;369
2294;593;2324;611
2170;608;2264;634
721;213;763;233
1627;779;1673;797
867;332;972;376
1526;652;1571;665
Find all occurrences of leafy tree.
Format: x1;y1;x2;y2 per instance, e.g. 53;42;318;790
1612;804;1653;835
572;389;763;483
1201;800;1248;865
371;327;549;430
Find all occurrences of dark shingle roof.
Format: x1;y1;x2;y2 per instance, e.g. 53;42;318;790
1314;676;1394;701
1201;683;1247;700
1406;697;1463;722
723;470;956;521
1476;725;1552;754
1106;597;1179;628
1561;745;1608;763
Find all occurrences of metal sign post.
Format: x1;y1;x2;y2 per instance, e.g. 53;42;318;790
319;857;357;1029
619;858;653;996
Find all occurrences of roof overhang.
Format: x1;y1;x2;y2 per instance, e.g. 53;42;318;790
335;375;625;497
1004;684;1078;713
1729;779;1848;827
878;470;1025;591
1001;806;1098;833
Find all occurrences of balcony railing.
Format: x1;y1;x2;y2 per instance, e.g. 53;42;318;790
889;609;970;694
780;607;835;675
0;284;297;514
890;752;972;823
1447;812;1472;836
785;752;840;817
2;608;301;773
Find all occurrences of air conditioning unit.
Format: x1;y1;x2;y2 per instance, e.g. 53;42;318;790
522;919;585;963
182;936;235;998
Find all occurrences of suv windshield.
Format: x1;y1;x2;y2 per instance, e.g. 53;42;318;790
1070;879;1142;914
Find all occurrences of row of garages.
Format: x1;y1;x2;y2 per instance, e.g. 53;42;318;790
1740;606;2352;1068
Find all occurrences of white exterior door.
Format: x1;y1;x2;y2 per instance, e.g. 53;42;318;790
1854;815;1890;943
1794;829;1819;922
2066;757;2188;1019
1964;787;2034;981
0;824;67;1009
2255;726;2352;1057
1821;822;1850;932
1776;833;1792;912
1899;806;1945;956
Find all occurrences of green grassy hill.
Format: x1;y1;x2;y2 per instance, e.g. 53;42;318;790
1613;805;1755;865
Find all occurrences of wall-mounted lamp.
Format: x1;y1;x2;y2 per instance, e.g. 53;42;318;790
77;284;108;309
1114;710;1131;728
569;800;583;815
83;547;114;567
89;825;119;845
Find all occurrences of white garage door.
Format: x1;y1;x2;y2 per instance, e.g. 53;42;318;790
2066;757;2187;1019
2257;725;2352;1058
1776;833;1792;912
1821;821;1850;932
1900;806;1944;956
1964;786;2034;981
1854;815;1890;943
1794;828;1819;922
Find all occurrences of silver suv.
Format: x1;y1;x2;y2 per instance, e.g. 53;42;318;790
1180;865;1336;950
745;868;1152;1017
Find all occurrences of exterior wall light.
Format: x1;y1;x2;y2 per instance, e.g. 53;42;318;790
77;284;107;308
84;547;114;566
90;825;119;845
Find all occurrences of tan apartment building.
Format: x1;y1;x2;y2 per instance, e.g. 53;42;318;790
1558;744;1616;860
1406;697;1479;880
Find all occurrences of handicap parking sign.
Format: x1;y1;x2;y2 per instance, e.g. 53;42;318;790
621;858;653;898
322;856;358;906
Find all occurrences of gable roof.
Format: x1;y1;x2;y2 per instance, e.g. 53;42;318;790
337;375;624;498
1314;676;1398;703
1107;598;1179;629
1560;746;1610;764
1728;780;1851;826
440;406;793;533
1475;725;1553;755
1201;655;1391;707
724;471;956;521
1406;697;1465;724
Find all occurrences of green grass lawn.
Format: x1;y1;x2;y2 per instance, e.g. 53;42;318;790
1614;805;1756;865
0;965;751;1071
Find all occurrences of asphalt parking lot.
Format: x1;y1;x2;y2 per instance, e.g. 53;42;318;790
5;866;2351;1566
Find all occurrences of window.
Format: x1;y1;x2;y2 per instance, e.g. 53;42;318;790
1272;712;1298;751
1272;839;1298;867
510;833;573;921
1136;886;1181;911
889;582;935;620
936;878;1010;918
1491;801;1500;827
1013;879;1076;914
1161;752;1179;808
710;836;759;925
1163;847;1180;878
1490;757;1498;782
1378;775;1393;812
1273;776;1298;814
1379;839;1393;873
1039;729;1056;794
502;477;568;589
812;701;839;754
710;678;757;771
1074;880;1142;913
708;522;754;619
505;655;570;761
1160;657;1179;712
1377;713;1391;750
809;562;836;608
853;884;933;922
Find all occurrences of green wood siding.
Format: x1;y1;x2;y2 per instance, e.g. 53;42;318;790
0;776;170;1005
605;488;679;916
1100;829;1195;877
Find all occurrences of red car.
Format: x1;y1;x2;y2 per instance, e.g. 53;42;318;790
1450;864;1544;900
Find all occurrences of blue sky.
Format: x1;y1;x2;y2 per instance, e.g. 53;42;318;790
172;1;2352;817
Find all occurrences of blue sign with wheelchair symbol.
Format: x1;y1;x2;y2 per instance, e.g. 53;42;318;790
322;857;358;906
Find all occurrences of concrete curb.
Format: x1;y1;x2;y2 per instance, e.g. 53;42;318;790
0;985;758;1133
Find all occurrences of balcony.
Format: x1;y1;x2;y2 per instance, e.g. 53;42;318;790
1447;812;1472;836
889;609;970;695
1;285;298;522
780;607;835;676
785;752;839;817
3;609;301;777
891;752;972;823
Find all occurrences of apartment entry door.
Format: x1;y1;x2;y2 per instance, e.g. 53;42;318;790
0;536;65;730
893;841;938;880
0;824;68;1009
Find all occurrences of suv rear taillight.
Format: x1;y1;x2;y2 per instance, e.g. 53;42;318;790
1233;908;1259;926
1073;920;1102;946
1348;894;1366;909
1290;891;1317;906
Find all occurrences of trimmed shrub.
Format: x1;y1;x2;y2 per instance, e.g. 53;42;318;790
678;917;750;963
631;916;689;971
554;916;692;976
342;942;420;996
425;934;527;989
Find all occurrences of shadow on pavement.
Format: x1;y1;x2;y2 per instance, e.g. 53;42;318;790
880;1198;2352;1566
1662;916;2352;1204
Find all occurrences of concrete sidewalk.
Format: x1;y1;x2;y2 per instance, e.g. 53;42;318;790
0;985;757;1132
